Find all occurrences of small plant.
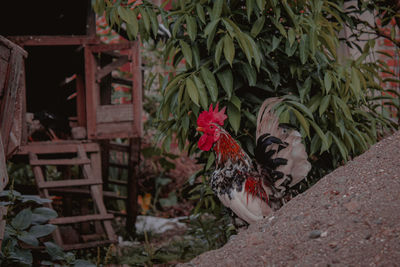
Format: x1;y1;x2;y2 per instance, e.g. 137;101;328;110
0;190;95;266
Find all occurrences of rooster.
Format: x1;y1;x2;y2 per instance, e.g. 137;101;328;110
196;98;311;224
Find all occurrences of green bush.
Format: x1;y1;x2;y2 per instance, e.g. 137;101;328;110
94;0;398;178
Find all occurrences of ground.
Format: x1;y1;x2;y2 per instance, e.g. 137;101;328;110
180;130;400;266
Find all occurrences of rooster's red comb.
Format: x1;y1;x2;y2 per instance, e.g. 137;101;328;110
197;103;227;127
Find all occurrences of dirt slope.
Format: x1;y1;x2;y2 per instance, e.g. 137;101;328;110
182;131;400;267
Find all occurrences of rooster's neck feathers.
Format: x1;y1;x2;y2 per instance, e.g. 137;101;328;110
214;129;251;167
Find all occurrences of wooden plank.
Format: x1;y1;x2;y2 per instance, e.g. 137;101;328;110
62;239;116;251
50;214;113;225
7;36;99;46
89;43;134;53
17;141;99;155
107;210;127;217
0;47;24;151
109;142;129;152
96;122;138;139
0;58;8;97
96;104;134;124
111;77;132;87
30;158;91;166
131;41;143;137
84;46;98;139
0;45;10;61
0;133;9;247
38;179;102;189
95;56;129;81
126;137;141;235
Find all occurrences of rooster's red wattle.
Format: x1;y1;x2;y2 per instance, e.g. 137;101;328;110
196;98;311;224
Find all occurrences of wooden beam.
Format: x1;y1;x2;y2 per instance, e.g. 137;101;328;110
50;214;113;225
111;77;132;87
30;158;91;166
95;56;129;82
6;36;99;46
38;179;102;189
84;46;98;139
96;104;134;124
17;141;99;155
62;240;116;251
89;43;134;53
131;41;143;137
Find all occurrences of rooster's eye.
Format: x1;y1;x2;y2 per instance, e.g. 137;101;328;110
210;125;214;129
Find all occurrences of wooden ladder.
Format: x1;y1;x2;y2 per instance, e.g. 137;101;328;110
28;143;116;250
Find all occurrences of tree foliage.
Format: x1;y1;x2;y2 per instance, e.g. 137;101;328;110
94;0;398;177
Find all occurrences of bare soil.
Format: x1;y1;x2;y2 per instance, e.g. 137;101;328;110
181;131;400;267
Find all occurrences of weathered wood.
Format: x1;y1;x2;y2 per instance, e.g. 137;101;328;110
50;214;113;225
96;56;129;82
7;36;99;46
108;142;130;152
96;122;139;139
0;133;9;248
30;158;91;166
62;240;116;251
131;41;143;138
111;77;133;87
38;179;102;189
17;141;99;155
96;104;134;124
89;43;134;53
126;137;141;235
84;46;98;139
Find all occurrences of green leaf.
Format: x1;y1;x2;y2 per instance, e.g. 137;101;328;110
251;16;265;37
12;208;32;230
324;72;332;93
180;40;193;67
45;242;65;261
172;15;184;38
186;77;199;106
272;36;280;51
246;0;254;20
216;68;233;99
138;6;151;32
21;195;52;204
32;207;58;224
9;248;33;265
299;34;308;64
256;0;266;11
227;103;240;133
215;38;224;66
288;28;295;46
230;95;241;110
242;63;256;86
333;96;353;121
223;34;235;66
286;100;313;118
309;120;329;152
73;260;97;267
319;95;331;116
18;231;39;247
291;108;310;137
194;75;209;110
186;15;197;42
148;8;159;38
196;4;206;24
117;6;138;38
200;67;218;102
212;0;223;19
29;224;57;238
330;132;348;161
205;19;220;50
206;153;215;170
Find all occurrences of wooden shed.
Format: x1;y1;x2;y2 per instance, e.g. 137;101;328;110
1;0;143;250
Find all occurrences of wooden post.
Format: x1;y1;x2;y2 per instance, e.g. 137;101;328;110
0;133;9;248
126;137;141;235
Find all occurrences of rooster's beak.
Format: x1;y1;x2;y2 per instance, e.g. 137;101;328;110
197;127;205;132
